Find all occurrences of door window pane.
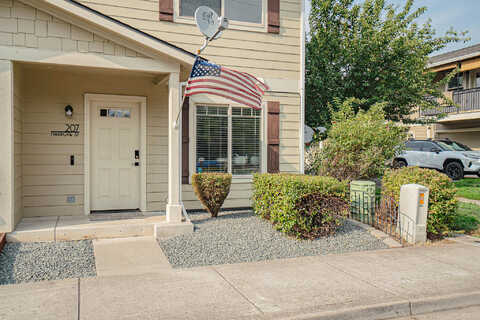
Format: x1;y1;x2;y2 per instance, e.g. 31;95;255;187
225;0;262;23
196;106;228;173
180;0;221;17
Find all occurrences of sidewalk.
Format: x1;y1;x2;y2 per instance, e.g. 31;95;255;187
1;238;479;320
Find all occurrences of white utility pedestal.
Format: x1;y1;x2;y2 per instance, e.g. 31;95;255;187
399;184;429;244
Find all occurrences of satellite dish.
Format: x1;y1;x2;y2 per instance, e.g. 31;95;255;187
195;6;222;40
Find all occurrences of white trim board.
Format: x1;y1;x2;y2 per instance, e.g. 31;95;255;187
84;94;147;215
0;46;178;74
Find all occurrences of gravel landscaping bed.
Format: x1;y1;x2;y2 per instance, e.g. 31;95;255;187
0;240;96;285
158;211;389;268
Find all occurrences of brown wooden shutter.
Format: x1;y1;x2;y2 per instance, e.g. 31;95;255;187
182;97;190;184
159;0;174;21
267;101;280;173
267;0;280;34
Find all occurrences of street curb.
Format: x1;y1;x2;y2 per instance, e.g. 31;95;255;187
278;291;480;320
289;300;411;320
410;291;480;316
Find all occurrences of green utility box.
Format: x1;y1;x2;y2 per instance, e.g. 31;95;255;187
350;180;376;218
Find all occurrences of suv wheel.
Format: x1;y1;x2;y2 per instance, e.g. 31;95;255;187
393;159;407;169
445;162;464;180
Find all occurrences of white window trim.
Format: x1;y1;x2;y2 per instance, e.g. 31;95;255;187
174;0;268;33
189;100;266;183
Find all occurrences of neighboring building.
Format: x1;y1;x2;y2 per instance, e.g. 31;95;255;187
0;0;305;233
411;43;480;150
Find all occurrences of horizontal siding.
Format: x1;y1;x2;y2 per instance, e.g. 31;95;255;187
182;182;253;210
77;0;302;80
9;0;302;217
20;65;170;217
19;70;301;216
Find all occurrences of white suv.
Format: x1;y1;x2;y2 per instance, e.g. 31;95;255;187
393;139;480;180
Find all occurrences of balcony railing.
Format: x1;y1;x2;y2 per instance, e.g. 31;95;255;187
420;87;480;116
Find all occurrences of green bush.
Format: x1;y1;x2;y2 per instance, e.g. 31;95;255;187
192;173;232;218
295;194;350;239
382;167;457;239
252;174;348;239
316;99;407;181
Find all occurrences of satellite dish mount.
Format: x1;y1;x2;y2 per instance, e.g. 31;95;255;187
173;6;229;129
194;6;229;55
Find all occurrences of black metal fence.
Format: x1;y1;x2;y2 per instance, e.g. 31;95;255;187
348;192;414;245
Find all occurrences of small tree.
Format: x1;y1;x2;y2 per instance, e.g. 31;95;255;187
316;98;407;181
192;173;232;217
306;0;468;129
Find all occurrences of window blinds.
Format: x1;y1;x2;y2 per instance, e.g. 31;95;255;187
196;105;261;175
196;106;229;173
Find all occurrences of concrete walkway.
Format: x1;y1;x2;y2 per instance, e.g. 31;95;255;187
457;197;480;206
1;238;480;320
93;236;172;276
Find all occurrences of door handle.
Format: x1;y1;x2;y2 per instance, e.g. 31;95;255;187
134;162;140;167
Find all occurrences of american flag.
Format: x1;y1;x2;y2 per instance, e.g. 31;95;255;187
185;57;269;110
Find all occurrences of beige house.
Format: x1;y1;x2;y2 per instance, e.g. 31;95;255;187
410;44;480;150
0;0;305;233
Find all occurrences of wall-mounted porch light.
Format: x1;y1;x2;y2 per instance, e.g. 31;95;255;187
65;105;73;117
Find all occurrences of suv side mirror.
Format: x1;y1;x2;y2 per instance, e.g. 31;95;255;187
431;147;442;153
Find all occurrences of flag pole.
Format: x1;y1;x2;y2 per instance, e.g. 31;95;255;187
172;28;223;129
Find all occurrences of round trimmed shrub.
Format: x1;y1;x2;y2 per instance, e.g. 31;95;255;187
382;167;457;239
192;173;232;218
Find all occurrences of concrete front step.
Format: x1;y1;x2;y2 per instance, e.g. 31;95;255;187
7;214;193;242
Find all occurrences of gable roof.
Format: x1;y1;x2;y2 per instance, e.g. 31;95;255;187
22;0;197;65
429;43;480;67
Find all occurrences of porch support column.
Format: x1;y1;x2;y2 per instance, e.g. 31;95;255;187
0;60;13;232
166;71;183;223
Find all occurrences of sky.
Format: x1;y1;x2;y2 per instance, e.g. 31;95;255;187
305;0;479;55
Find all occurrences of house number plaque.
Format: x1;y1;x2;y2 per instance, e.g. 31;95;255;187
51;124;80;137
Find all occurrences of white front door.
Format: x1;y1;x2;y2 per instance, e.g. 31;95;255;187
90;100;140;211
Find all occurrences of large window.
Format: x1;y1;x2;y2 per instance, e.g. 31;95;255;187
180;0;263;24
196;105;261;175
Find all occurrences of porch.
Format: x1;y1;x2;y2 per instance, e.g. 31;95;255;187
7;212;192;243
0;58;189;234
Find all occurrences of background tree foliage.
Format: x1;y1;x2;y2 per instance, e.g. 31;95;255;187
316;98;407;181
306;0;468;129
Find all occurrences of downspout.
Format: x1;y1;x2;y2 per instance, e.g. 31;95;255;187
299;0;306;174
